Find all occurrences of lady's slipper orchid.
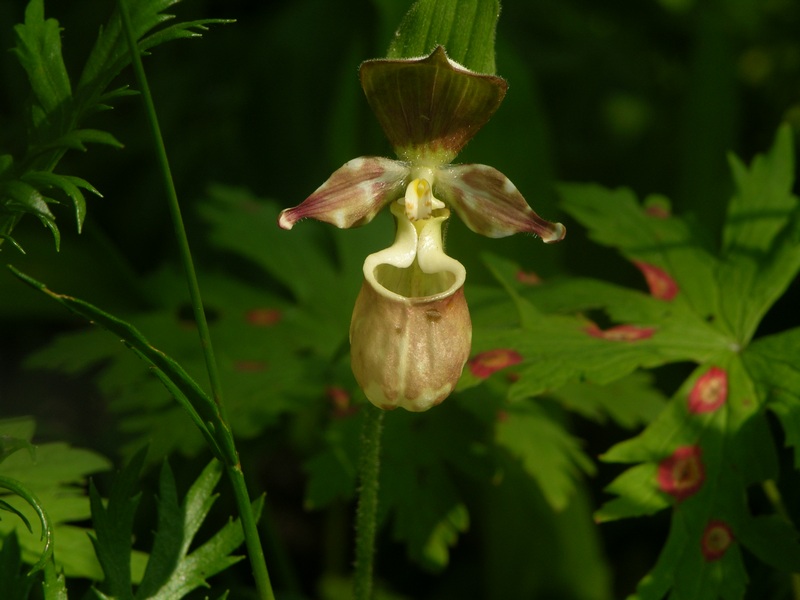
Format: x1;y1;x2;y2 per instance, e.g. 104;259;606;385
278;46;565;411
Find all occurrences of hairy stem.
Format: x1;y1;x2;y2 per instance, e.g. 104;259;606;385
117;2;274;598
354;406;385;600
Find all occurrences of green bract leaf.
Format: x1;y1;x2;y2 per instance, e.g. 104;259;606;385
387;0;500;75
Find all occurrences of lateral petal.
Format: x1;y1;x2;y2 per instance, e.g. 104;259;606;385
278;157;410;230
435;163;566;242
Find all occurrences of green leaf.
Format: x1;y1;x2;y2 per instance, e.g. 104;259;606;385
463;126;800;597
553;372;667;430
0;417;110;580
21;172;102;233
304;411;364;510
76;0;231;121
12;0;72;132
41;129;124;153
9;266;226;462
136;461;258;599
0;533;35;600
744;328;800;467
738;514;800;574
495;400;595;511
200;185;368;358
0;478;50;560
22;261;313;461
379;406;485;570
718;124;800;342
462;257;730;399
0;432;35;466
90;448;146;600
0;180;60;250
387;0;500;74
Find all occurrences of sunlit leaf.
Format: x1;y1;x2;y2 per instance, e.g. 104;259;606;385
0;417;111;580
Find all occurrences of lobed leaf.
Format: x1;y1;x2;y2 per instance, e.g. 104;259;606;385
0;417;111;580
495;400;595;511
10;266;227;462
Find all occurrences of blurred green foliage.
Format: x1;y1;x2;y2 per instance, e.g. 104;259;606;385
1;0;799;599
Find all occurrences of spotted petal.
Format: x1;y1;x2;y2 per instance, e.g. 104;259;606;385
435;163;566;242
278;157;410;230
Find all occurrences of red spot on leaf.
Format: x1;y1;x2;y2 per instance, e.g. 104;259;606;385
515;270;542;285
246;308;282;326
234;360;267;373
326;386;357;418
701;520;734;561
644;204;670;219
688;367;728;414
585;323;656;341
469;349;523;378
633;261;678;301
496;410;509;422
657;445;705;501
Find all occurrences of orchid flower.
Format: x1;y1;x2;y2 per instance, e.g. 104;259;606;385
278;47;565;412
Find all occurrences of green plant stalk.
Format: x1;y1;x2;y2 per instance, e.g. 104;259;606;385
353;406;385;600
116;2;274;599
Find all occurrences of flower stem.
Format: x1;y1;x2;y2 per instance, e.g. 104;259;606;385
117;3;274;599
354;406;385;600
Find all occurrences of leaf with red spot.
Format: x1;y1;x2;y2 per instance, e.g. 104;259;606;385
656;445;705;501
688;366;728;414
463;127;800;598
633;261;679;301
468;348;522;378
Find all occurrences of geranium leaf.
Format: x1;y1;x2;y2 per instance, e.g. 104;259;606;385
0;417;110;580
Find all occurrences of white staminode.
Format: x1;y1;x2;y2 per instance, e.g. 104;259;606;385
403;177;445;221
363;202;464;302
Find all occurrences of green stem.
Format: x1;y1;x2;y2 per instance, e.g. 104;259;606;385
116;3;274;599
116;0;226;415
353;406;385;600
227;464;277;600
